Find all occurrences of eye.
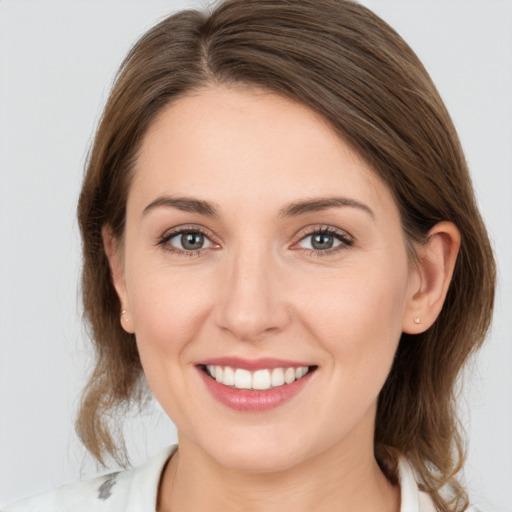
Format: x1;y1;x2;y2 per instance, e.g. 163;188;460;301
295;227;353;254
170;231;212;251
158;227;216;255
299;232;340;251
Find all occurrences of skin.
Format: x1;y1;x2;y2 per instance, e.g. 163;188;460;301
105;85;460;512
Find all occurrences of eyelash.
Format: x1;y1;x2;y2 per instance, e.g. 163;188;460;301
296;226;354;257
157;225;354;257
157;226;215;257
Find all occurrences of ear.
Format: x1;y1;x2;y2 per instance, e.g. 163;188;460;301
402;221;461;334
102;226;135;333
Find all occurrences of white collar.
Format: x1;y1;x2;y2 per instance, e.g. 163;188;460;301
398;456;437;512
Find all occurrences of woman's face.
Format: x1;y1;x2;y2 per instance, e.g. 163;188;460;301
111;86;421;472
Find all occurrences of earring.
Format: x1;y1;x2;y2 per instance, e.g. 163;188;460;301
121;310;128;321
414;317;421;325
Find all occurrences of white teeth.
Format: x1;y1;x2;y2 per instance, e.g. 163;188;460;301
296;366;308;379
234;368;252;389
223;366;235;386
252;369;271;390
205;365;311;390
284;367;296;384
271;368;285;387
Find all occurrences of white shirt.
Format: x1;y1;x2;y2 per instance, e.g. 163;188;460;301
2;445;458;511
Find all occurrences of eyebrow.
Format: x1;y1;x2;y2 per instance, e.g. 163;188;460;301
279;197;374;219
142;196;219;217
142;195;374;219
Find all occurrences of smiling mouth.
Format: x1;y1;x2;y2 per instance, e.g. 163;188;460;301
199;364;317;391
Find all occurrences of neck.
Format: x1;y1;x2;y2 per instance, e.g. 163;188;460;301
157;436;400;512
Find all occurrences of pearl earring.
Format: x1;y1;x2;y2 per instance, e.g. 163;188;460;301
414;317;421;325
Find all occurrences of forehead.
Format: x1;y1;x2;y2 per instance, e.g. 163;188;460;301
130;85;396;219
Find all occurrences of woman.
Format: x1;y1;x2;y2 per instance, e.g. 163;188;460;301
3;0;496;511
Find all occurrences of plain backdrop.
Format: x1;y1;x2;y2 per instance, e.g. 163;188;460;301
1;0;511;509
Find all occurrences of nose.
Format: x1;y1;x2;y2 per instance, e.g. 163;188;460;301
215;244;291;342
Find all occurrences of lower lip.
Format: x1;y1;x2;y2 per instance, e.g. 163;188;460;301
198;367;314;412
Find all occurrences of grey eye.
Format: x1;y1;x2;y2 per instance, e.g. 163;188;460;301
297;231;345;251
182;232;204;250
168;231;212;251
311;233;335;250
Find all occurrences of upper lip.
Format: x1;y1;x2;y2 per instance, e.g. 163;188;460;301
197;357;314;371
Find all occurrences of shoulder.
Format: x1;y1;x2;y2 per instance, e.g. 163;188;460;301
2;445;177;512
3;472;122;512
398;457;497;512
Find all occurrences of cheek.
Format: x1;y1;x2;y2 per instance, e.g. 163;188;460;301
122;250;215;382
123;265;216;418
128;269;211;345
296;259;409;377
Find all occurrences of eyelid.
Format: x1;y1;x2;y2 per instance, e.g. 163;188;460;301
291;225;354;254
293;224;353;243
157;224;221;254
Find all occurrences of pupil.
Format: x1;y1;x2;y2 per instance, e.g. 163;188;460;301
312;233;333;250
182;233;204;250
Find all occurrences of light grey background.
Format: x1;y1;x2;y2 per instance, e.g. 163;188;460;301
1;0;511;509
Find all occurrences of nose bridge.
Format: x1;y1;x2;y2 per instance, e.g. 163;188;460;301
216;238;289;340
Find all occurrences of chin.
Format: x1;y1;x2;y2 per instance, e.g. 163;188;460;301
191;426;316;474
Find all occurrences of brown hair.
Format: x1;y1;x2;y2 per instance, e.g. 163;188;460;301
76;1;495;510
